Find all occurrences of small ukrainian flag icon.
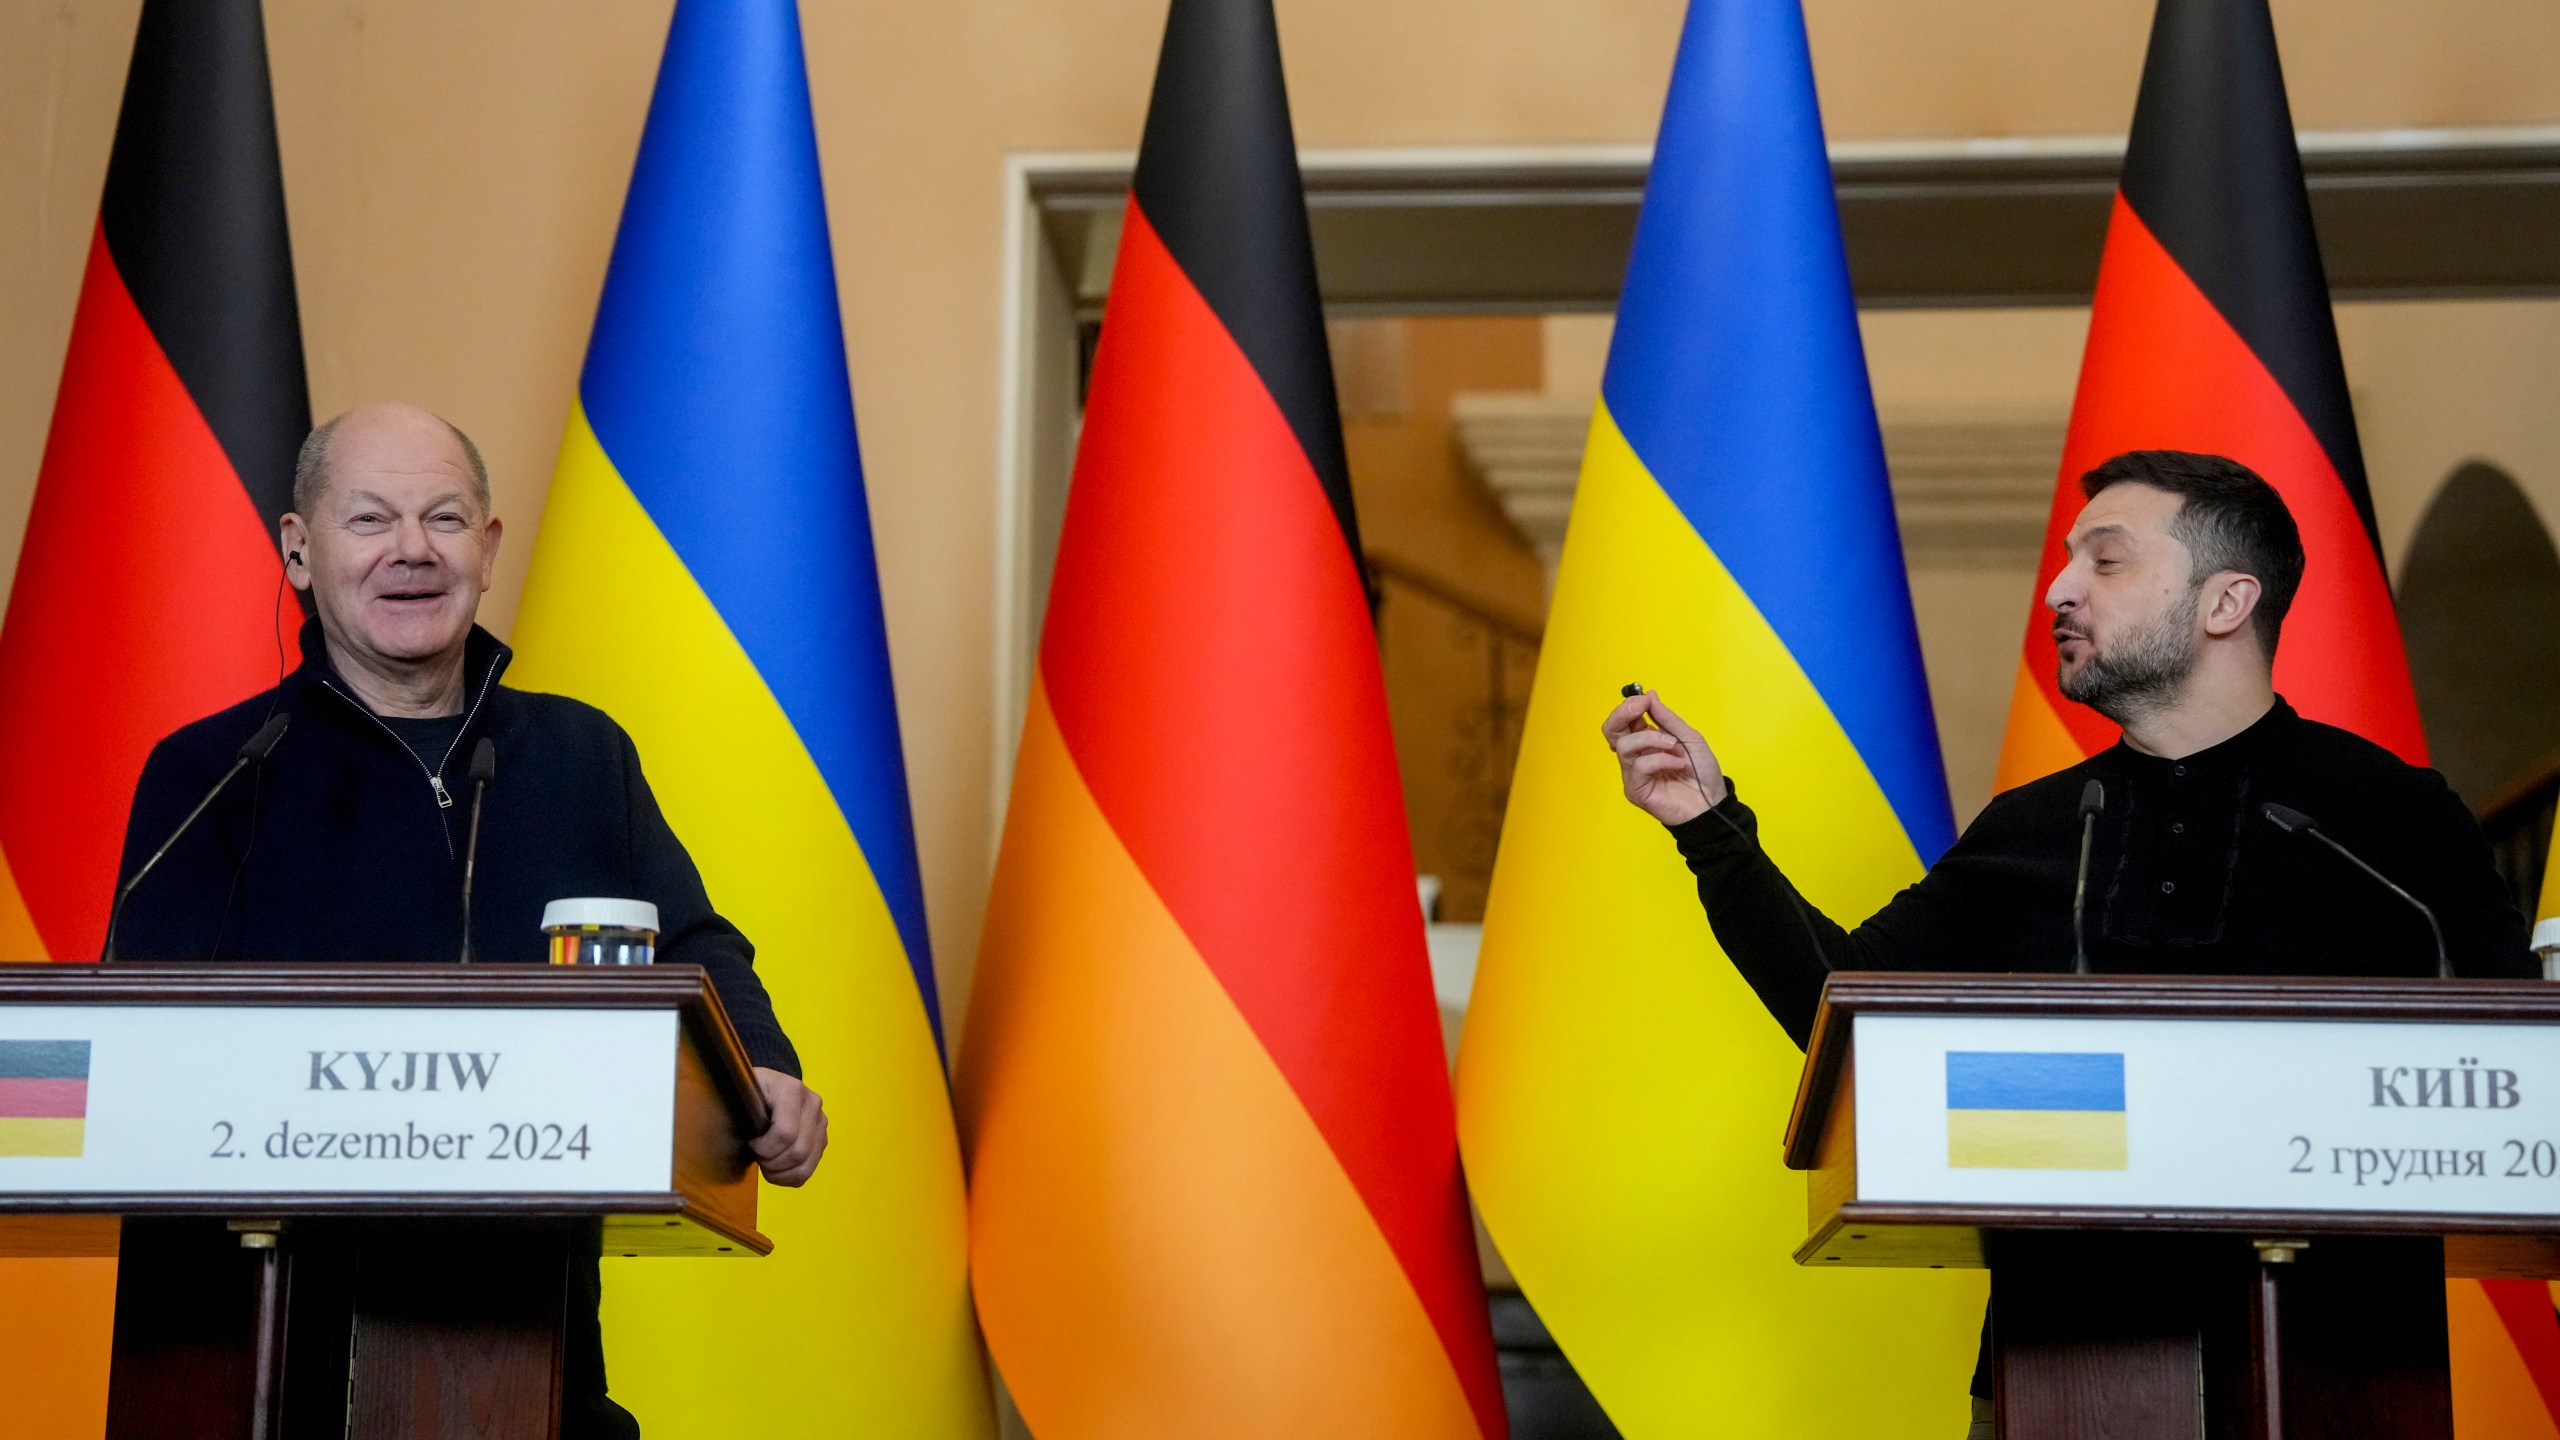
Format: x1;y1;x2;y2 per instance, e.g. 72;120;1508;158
1946;1050;2125;1171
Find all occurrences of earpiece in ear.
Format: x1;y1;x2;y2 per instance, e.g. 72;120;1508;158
287;551;303;566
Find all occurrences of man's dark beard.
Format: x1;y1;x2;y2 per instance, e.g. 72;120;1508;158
2058;587;2200;724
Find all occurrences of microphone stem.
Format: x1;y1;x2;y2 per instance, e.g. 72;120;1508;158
2072;810;2098;975
2305;827;2450;979
458;778;489;965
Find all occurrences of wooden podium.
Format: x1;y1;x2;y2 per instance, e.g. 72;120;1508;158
0;963;770;1439
1786;973;2560;1440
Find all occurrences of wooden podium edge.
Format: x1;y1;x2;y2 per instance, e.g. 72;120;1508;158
1794;1201;2560;1278
1784;972;2560;1170
0;1194;773;1258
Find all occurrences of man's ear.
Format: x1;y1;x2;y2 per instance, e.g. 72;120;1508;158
2201;572;2262;640
278;514;313;593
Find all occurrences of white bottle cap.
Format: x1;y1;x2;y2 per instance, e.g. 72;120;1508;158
2535;916;2560;956
541;898;660;933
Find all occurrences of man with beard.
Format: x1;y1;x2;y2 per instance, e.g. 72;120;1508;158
1601;448;2532;1433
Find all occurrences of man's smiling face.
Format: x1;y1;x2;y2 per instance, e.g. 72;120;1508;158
290;404;502;676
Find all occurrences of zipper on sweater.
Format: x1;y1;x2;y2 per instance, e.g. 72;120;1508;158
316;660;503;854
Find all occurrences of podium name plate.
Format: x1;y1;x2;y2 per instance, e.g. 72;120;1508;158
0;963;768;1257
1857;1013;2559;1213
1785;974;2560;1276
0;1004;673;1193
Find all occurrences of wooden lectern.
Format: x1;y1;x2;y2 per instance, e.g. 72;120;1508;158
1786;973;2560;1440
0;963;770;1439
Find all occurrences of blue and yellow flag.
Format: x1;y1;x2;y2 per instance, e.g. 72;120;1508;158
510;1;990;1433
1454;0;1982;1432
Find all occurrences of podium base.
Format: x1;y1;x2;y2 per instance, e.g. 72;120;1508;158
106;1217;582;1440
1992;1232;2451;1440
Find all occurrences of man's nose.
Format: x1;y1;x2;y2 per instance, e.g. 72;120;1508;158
390;517;438;560
2045;565;2080;614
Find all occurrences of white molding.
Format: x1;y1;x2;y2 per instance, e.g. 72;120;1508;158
998;126;2560;194
1448;394;1588;587
989;153;1040;848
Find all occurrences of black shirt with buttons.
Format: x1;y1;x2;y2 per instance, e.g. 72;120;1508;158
1670;696;2537;1050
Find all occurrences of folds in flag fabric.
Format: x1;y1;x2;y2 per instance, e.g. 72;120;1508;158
2454;825;2560;1436
1989;0;2420;789
1455;0;1982;1433
954;2;1502;1435
507;1;988;1433
1986;0;2560;1424
0;2;305;1432
0;0;306;965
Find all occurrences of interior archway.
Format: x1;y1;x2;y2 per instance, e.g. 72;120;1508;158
2398;460;2560;905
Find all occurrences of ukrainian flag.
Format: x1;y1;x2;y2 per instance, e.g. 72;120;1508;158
1454;0;1984;1432
508;1;989;1434
1946;1052;2128;1171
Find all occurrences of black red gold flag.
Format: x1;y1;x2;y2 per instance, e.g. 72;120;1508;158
957;0;1505;1433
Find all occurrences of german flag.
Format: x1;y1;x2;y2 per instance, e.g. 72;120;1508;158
0;1041;92;1159
0;0;308;966
1992;0;2421;789
955;0;1503;1434
1988;0;2560;1429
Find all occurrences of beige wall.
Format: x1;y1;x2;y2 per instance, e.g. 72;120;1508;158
6;0;2560;1032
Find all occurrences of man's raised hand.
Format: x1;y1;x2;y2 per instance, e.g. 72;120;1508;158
1602;690;1727;826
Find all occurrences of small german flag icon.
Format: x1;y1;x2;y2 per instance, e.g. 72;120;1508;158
0;1040;91;1157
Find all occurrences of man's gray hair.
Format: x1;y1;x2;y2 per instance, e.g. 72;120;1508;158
292;409;492;516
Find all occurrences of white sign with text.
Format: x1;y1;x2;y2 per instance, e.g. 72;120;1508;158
1854;1012;2560;1215
0;1005;676;1195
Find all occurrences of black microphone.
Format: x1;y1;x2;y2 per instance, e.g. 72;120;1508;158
2261;802;2451;979
2072;779;2105;975
103;713;290;962
457;739;496;964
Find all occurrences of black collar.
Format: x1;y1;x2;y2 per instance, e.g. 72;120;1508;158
2104;695;2296;779
289;615;512;721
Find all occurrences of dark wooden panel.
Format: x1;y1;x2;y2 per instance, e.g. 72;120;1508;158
105;1219;264;1440
344;1220;575;1440
1995;1233;2211;1440
280;1226;359;1440
2277;1238;2454;1440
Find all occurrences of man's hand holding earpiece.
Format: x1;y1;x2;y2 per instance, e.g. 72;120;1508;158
1602;690;1727;826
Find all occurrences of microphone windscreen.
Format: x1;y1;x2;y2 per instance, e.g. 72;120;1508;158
468;737;496;786
238;712;291;762
2262;802;2315;835
2078;778;2105;820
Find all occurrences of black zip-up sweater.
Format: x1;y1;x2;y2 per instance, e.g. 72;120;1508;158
113;619;798;1076
1672;697;2536;1052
